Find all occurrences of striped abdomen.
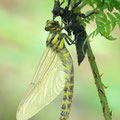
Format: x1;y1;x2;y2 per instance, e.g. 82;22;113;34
60;70;74;120
59;43;74;120
47;31;74;120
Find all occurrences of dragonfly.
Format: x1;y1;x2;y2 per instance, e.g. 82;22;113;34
16;20;74;120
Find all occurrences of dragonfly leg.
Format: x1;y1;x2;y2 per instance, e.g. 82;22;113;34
60;0;65;5
72;0;82;10
67;0;71;9
76;11;97;18
61;33;75;45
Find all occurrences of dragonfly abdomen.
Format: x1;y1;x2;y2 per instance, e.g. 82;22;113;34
60;73;74;120
59;49;74;120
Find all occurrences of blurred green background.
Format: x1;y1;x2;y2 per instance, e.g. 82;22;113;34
0;0;120;120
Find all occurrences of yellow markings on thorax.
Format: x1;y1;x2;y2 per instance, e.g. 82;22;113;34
52;34;59;44
58;39;64;49
49;27;56;31
47;33;53;41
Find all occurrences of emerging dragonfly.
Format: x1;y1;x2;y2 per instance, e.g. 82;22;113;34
16;20;74;120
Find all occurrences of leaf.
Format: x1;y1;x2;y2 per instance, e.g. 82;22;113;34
117;20;120;29
114;12;120;19
95;29;100;36
107;12;115;21
105;22;111;35
91;30;96;38
99;25;105;35
105;35;117;40
99;12;107;20
96;20;105;27
107;12;116;30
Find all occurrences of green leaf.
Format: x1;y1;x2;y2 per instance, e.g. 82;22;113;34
114;12;120;19
99;25;105;35
91;30;96;38
96;20;105;27
95;29;99;36
98;12;107;20
107;12;115;21
107;12;116;30
117;20;120;29
105;22;111;34
105;35;117;40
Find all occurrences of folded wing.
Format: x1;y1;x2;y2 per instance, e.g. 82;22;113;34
16;47;68;120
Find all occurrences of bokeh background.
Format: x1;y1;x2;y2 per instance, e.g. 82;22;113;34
0;0;120;120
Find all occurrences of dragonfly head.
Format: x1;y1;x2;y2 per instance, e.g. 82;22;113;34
45;20;60;31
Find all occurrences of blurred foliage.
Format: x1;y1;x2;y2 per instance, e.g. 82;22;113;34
0;0;120;120
71;0;120;40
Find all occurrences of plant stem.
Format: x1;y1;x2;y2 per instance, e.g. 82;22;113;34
86;41;112;120
70;0;112;119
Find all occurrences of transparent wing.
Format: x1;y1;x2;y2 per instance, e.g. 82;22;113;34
16;47;67;120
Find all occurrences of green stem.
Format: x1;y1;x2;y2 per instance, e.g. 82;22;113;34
70;0;112;119
86;41;112;120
